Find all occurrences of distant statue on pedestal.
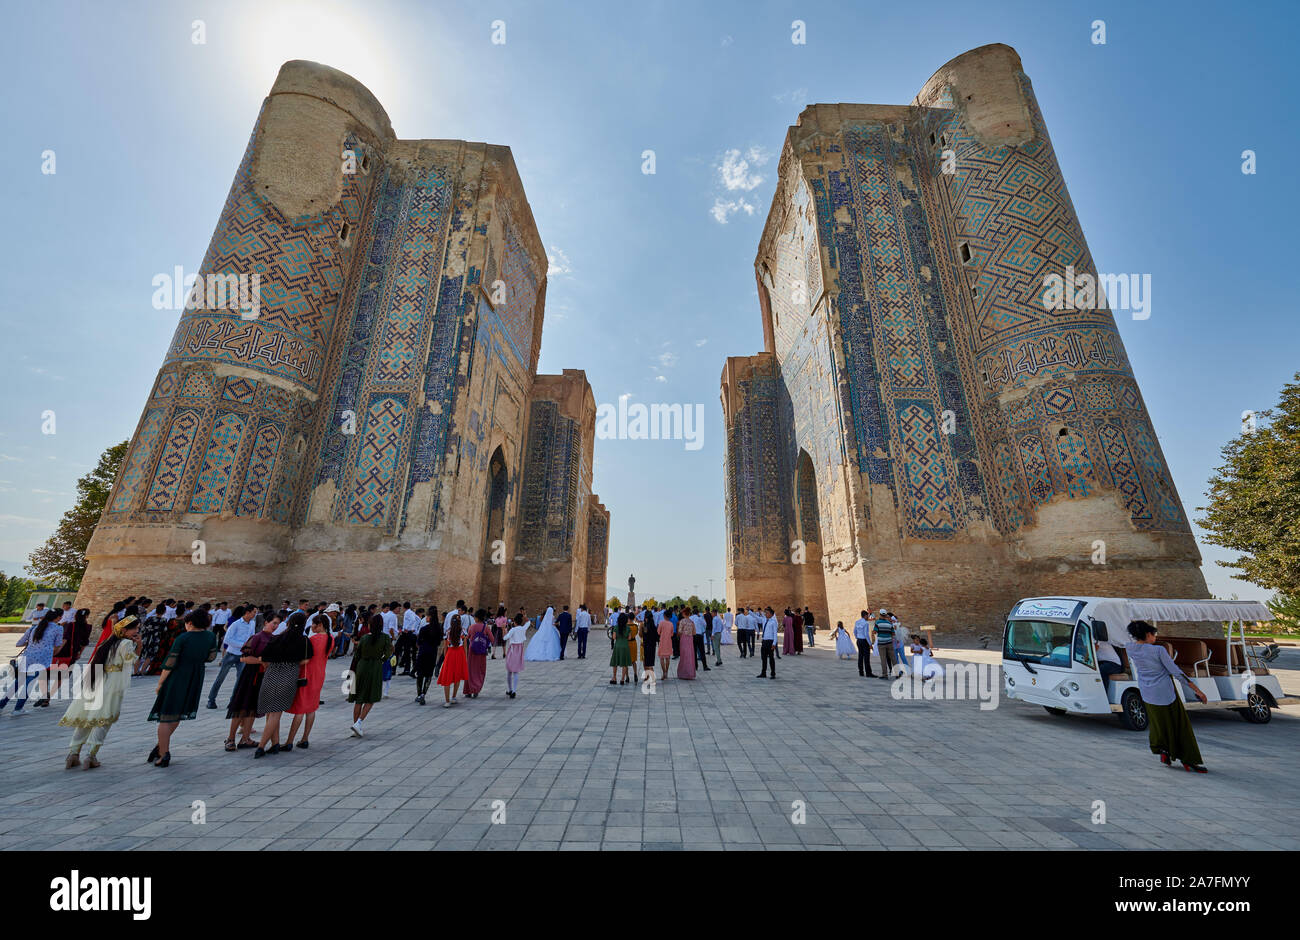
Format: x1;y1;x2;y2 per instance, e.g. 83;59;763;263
626;573;636;610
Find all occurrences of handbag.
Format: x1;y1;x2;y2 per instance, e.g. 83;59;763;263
469;631;492;656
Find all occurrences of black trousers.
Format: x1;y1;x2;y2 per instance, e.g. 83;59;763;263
737;630;749;656
558;631;570;659
693;634;709;670
672;634;680;658
395;632;416;671
746;630;758;656
857;638;876;676
575;629;588;658
759;639;776;677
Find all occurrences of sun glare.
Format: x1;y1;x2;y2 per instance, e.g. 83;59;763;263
239;0;401;123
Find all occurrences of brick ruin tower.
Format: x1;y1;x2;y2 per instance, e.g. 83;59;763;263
78;61;609;614
721;44;1208;635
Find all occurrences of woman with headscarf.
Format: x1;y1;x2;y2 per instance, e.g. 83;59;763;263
254;612;311;757
285;613;333;748
1126;620;1209;773
147;609;218;767
640;608;657;675
58;615;140;768
90;602;126;659
134;603;168;676
413;606;442;705
524;606;562;661
1;609;63;713
348;614;393;735
224;612;279;751
677;608;697;680
464;609;492;698
609;612;632;685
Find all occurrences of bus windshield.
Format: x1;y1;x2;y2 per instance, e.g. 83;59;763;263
1004;619;1074;667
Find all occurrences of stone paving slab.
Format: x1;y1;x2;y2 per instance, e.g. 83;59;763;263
1;636;1297;850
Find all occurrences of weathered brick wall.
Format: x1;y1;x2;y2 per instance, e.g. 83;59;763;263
78;61;608;616
721;44;1208;639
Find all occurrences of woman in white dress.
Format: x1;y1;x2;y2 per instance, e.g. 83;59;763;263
59;616;140;768
833;621;856;660
524;606;562;661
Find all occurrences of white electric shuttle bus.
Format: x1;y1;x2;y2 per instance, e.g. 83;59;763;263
1001;597;1298;730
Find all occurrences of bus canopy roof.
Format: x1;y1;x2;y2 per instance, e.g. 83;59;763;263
1087;598;1273;644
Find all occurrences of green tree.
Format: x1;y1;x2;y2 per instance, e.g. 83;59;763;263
1267;593;1300;634
1198;373;1300;597
1;575;37;617
26;440;128;589
607;596;623;611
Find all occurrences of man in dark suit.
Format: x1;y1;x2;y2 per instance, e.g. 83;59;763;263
556;605;573;659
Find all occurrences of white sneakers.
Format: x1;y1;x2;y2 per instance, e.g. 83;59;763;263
349;720;364;737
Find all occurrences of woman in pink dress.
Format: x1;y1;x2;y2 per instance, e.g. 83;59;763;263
657;612;674;680
285;614;332;750
677;610;697;679
464;610;491;698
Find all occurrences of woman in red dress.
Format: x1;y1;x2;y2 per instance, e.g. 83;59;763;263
284;614;332;750
437;618;468;707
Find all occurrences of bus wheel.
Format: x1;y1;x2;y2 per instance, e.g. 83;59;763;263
1119;689;1148;731
1043;706;1068;717
1241;691;1272;724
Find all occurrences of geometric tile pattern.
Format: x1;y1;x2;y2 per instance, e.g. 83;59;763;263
895;402;958;533
144;409;203;512
236;422;283;518
110;408;166;513
188;412;247;515
347;395;408;526
1053;428;1094;499
517;400;580;557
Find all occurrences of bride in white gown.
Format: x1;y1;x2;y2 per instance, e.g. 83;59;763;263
524;606;562;661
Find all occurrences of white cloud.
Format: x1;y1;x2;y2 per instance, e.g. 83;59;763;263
773;88;808;104
655;375;667;383
547;245;572;277
717;147;770;192
710;197;756;224
695;339;707;347
720;35;734;47
0;513;54;528
0;454;21;463
657;351;678;369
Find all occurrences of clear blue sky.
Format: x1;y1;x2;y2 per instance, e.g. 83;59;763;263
1;0;1295;604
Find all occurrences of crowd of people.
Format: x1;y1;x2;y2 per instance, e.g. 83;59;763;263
3;594;943;772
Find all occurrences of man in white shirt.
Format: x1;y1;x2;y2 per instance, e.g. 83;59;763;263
574;604;592;659
380;603;399;639
444;601;467;639
397;601;421;675
58;602;76;626
28;603;47;629
757;607;778;679
691;611;710;671
853;609;875;677
208;606;255;709
711;611;725;667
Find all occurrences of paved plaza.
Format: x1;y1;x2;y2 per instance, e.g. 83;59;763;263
1;633;1298;851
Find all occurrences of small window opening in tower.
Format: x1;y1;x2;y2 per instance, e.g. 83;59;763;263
1058;427;1070;437
929;132;937;146
960;242;972;263
361;153;370;172
339;222;351;244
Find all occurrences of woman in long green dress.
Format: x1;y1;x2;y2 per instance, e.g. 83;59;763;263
1125;620;1209;773
609;612;632;685
347;615;392;738
147;609;218;767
